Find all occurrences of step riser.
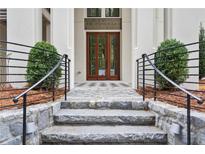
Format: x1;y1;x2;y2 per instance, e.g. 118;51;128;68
42;142;167;145
61;101;148;110
54;116;155;126
41;133;167;145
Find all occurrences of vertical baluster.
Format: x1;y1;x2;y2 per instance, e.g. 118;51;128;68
52;73;55;101
142;54;145;101
187;94;191;145
136;59;139;89
22;94;27;145
68;59;70;92
154;53;157;101
65;55;68;100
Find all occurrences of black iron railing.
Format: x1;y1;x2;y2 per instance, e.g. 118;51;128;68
0;41;71;144
136;41;204;145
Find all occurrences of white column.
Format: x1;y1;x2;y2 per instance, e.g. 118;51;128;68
164;8;172;39
121;8;132;85
131;8;138;88
68;9;75;89
74;8;86;83
153;8;165;49
137;8;155;56
51;8;75;89
136;9;155;88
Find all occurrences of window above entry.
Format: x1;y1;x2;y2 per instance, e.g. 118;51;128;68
87;8;120;18
105;8;120;17
87;8;102;17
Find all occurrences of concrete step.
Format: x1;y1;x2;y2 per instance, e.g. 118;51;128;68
54;109;155;125
61;99;147;110
41;125;167;144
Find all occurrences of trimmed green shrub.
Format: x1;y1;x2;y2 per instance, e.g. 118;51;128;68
199;23;205;79
155;39;188;89
26;41;62;89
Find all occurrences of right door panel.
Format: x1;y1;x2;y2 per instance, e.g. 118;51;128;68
108;32;120;80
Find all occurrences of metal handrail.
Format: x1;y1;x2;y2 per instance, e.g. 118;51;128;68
1;40;71;145
137;41;205;61
0;40;62;57
140;53;204;145
11;53;70;145
143;54;203;104
13;54;67;103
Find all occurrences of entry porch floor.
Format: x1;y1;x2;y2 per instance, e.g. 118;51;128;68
66;81;143;103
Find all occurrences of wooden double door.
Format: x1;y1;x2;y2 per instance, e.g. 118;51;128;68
87;32;120;80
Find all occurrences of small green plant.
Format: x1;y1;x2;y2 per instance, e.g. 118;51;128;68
199;23;205;79
26;41;62;89
155;39;188;89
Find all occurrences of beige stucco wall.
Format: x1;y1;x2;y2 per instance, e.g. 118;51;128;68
171;8;205;89
7;8;42;88
74;8;132;85
135;8;205;89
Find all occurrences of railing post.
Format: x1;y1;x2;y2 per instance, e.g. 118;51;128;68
52;73;55;101
136;59;139;89
65;55;68;100
22;94;27;145
187;94;191;145
142;54;145;101
154;53;157;101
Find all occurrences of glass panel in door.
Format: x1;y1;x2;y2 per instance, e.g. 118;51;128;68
98;33;106;77
109;33;119;77
0;20;7;83
88;33;96;76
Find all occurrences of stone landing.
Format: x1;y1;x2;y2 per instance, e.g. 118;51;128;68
68;81;143;102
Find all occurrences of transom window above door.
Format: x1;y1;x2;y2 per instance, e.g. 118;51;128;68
87;8;102;17
105;9;119;17
87;8;120;18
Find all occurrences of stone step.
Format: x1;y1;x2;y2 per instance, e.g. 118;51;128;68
61;99;147;110
54;109;155;125
41;125;167;144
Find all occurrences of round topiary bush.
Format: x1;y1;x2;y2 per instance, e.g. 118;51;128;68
26;41;62;89
155;39;188;90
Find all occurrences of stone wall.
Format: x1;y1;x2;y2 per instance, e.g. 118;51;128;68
0;101;61;145
1;98;205;145
148;100;205;145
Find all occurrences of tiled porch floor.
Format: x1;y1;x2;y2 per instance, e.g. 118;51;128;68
66;81;142;102
76;81;131;89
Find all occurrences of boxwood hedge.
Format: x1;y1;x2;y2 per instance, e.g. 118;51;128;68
155;39;188;90
26;41;62;89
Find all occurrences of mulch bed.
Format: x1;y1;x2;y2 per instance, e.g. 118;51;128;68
199;79;205;90
136;86;205;112
0;87;66;111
